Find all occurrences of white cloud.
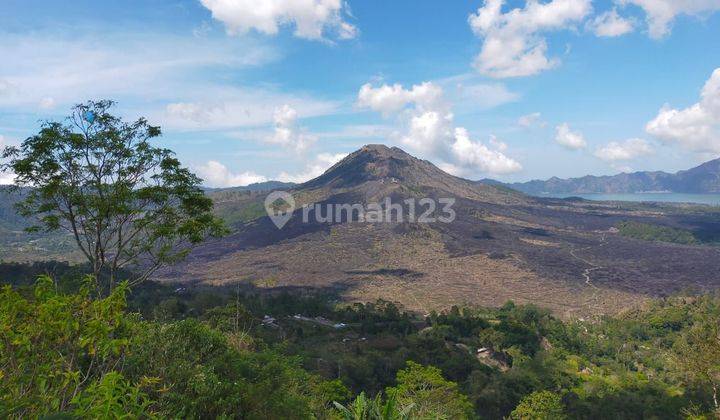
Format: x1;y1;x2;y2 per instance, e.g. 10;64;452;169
276;152;347;183
357;82;522;175
162;91;338;131
196;152;349;187
401;110;454;154
451;129;522;174
357;82;443;116
488;135;508;152
517;112;546;128
196;160;268;188
436;162;465;177
589;9;635;37
555;123;587;150
0;32;278;114
594;138;654;161
0;31;343;152
611;163;634;173
618;0;720;39
265;104;317;152
199;0;357;41
468;0;592;78
645;68;720;153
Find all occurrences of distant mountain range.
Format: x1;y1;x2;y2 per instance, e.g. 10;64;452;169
204;180;296;192
496;157;720;195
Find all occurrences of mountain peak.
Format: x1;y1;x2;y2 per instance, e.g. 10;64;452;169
300;144;430;189
349;144;418;164
356;143;407;155
297;144;526;204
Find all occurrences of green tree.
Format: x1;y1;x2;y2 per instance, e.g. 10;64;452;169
1;100;226;292
334;391;414;420
509;390;566;420
675;311;720;414
385;361;474;420
124;318;344;419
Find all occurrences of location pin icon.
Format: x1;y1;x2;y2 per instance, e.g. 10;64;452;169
264;191;295;230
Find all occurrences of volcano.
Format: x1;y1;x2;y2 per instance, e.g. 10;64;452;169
158;145;720;318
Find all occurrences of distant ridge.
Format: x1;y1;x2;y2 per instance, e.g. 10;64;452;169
204;180;296;193
498;157;720;195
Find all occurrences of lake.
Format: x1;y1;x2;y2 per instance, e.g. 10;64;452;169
538;192;720;206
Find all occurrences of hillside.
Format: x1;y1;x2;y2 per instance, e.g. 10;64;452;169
0;186;80;262
503;157;720;194
157;145;720;318
203;180;295;193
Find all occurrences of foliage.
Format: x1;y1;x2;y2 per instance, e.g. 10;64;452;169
1;100;226;292
617;220;698;245
123;319;345;419
0;276;349;419
334;391;414;420
4;270;720;419
0;275;143;418
509;390;566;419
71;371;155;419
386;361;474;419
674;304;720;416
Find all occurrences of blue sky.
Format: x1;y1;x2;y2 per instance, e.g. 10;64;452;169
1;0;719;186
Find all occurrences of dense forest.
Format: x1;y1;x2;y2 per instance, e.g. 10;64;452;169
2;262;720;419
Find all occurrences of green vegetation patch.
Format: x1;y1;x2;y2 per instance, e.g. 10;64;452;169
218;200;267;225
617;220;698;245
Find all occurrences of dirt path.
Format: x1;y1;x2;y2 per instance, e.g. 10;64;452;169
568;234;607;289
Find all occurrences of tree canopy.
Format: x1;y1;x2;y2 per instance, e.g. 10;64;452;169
1;100;226;292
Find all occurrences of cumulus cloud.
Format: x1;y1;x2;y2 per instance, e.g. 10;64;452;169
517;112;546;128
618;0;720;39
401;110;454;154
488;135;509;152
265;104;317;152
645;68;720;153
276;152;347;183
468;0;591;78
594;138;654;161
555;123;587;150
357;82;522;175
357;82;443;116
589;8;635;37
451;129;522;174
199;0;357;41
195;160;268;188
